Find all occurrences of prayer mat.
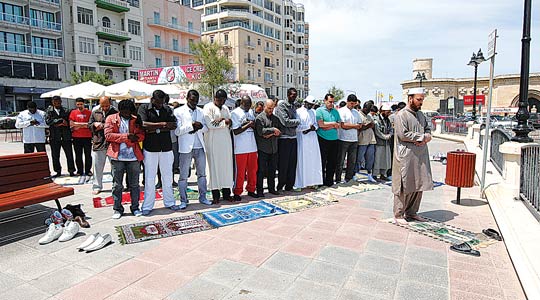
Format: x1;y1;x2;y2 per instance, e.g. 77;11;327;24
92;188;212;208
267;194;337;213
53;176;88;185
116;214;213;245
89;174;113;184
382;216;498;250
384;181;445;188
201;201;287;228
320;182;381;197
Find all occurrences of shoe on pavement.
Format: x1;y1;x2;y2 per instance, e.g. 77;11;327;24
112;211;122;219
61;208;73;221
198;199;212;206
58;220;80;242
167;205;181;211
133;210;142;217
84;234;112;252
50;211;64;225
39;223;63;245
367;174;377;183
233;195;242;202
179;202;188;209
142;210;152;216
269;190;280;195
74;216;90;228
248;192;259;198
77;233;100;250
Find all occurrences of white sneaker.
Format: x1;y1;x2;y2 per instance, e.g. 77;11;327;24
84;234;112;252
77;233;100;250
58;221;80;242
112;211;122;219
367;174;377;183
39;223;63;245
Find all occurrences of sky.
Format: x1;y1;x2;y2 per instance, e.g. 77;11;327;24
302;0;540;102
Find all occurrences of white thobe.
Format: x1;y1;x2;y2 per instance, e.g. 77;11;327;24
294;106;323;188
203;102;234;190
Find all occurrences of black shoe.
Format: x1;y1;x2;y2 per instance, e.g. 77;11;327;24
256;193;265;198
284;187;293;192
86;171;93;176
233;195;242;202
248;192;259;198
269;190;280;195
69;172;77;177
52;172;61;178
155;183;162;190
172;181;178;187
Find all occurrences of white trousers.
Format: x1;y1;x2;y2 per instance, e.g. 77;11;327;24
142;150;175;211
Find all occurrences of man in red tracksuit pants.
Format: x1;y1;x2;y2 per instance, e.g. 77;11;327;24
231;96;259;201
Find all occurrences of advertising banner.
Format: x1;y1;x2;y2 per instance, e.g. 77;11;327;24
463;95;485;105
138;65;205;84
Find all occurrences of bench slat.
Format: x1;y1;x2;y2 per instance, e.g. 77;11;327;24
0;183;63;199
0;179;52;194
0;153;49;167
0;170;51;186
1;185;71;202
0;188;74;211
0;161;50;177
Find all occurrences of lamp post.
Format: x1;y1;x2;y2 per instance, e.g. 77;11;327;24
512;0;533;143
415;72;427;87
467;49;485;121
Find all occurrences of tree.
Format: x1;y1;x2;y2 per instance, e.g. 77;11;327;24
191;40;233;97
328;85;345;101
70;71;114;86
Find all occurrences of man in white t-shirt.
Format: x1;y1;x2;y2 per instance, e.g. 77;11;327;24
336;94;362;183
231;96;259;201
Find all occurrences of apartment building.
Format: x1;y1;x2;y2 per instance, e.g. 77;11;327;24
0;0;66;111
142;1;201;69
303;22;309;97
63;0;145;83
182;0;308;99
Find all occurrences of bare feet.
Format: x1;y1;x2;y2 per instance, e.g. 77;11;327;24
406;215;427;222
393;217;408;225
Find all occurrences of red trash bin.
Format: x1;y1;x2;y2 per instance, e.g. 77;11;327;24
445;151;476;204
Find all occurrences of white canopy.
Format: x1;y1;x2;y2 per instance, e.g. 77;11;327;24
40;81;106;99
104;79;155;100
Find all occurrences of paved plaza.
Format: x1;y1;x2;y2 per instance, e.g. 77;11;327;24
0;137;526;300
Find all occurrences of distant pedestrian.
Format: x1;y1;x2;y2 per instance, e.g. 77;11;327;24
69;98;93;176
316;93;341;186
45;96;76;177
16;101;47;153
392;88;433;224
254;100;281;196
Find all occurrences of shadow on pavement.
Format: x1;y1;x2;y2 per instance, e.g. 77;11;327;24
421;209;459;222
450;198;488;207
0;205;53;246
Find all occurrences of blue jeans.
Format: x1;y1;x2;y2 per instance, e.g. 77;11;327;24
356;144;375;174
111;160;140;214
178;148;208;203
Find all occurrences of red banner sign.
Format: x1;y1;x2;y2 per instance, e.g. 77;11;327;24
138;65;205;84
463;95;485;105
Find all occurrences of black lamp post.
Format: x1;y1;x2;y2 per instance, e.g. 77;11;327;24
512;0;533;143
415;72;427;87
467;49;485;121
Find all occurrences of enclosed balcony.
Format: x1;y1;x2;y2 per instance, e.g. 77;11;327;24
97;55;132;67
96;26;131;42
147;18;201;36
31;0;61;8
30;19;62;33
95;0;130;13
0;13;30;29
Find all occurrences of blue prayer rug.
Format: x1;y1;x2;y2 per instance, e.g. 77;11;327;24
201;201;288;227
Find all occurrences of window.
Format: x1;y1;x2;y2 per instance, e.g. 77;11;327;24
0;31;27;53
102;16;110;28
128;20;140;35
209;35;214;43
130;71;138;79
104;69;113;79
155;57;162;67
153;12;160;24
276;72;279;81
187;21;193;32
224;33;228;44
78;36;95;54
257;38;261;46
171;17;178;26
129;45;141;61
172;39;178;51
172;56;179;66
77;7;93;25
276;58;279;66
32;36;58;56
30;9;58;30
258;69;261;78
103;42;111;56
257;54;261;62
80;66;95;76
188;58;194;64
276;44;279;51
189;39;194;51
154;35;161;47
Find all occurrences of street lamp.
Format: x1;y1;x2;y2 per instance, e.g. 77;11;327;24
512;0;533;143
467;49;485;121
415;72;427;87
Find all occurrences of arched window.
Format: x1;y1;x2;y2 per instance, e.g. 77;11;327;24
102;17;111;28
105;69;113;79
103;42;111;56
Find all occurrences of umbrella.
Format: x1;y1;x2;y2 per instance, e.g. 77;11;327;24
40;81;106;99
104;79;155;100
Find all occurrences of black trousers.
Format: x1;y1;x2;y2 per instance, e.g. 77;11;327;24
212;188;231;202
24;143;46;153
257;150;278;194
73;138;92;174
336;141;358;182
50;139;75;174
318;137;339;186
277;138;298;191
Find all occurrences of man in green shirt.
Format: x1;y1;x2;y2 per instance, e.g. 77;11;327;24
316;93;341;186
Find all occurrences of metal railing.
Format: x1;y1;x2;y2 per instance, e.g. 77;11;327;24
490;128;512;175
443;120;468;135
146;18;201;35
479;130;484;149
98;0;128;9
147;41;193;55
98;55;130;64
0;42;62;57
96;26;129;38
520;145;540;221
0;13;29;25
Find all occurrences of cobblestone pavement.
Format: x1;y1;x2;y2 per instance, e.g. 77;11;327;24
0;136;526;300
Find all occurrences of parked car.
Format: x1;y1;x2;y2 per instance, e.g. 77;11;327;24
0;112;19;129
492;116;517;129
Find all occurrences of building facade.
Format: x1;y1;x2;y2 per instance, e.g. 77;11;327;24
142;0;201;69
0;0;67;111
63;0;145;83
402;58;540;115
181;0;309;99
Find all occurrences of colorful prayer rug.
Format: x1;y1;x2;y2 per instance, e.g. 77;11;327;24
382;216;498;250
92;188;212;208
201;201;287;227
115;214;214;244
267;193;337;213
320;182;381;197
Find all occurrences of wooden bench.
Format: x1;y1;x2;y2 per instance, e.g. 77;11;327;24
0;152;74;212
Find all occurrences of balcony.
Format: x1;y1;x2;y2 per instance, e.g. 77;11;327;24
264;47;274;53
245;41;255;49
96;26;131;42
31;0;60;8
95;0;130;13
33;46;63;58
264;63;275;69
246;75;255;81
147;18;201;36
284;49;294;57
217;8;252;20
97;55;132;67
221;20;250;30
0;13;30;28
147;41;194;55
206;24;218;31
264;77;273;83
0;42;63;60
30;19;62;32
244;58;255;65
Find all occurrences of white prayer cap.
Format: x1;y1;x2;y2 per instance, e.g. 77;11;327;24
305;95;316;104
381;103;392;111
408;87;425;95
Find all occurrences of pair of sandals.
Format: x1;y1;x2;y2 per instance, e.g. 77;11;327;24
450;228;502;257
